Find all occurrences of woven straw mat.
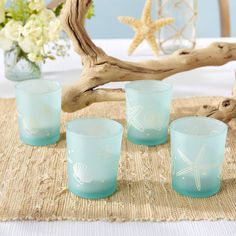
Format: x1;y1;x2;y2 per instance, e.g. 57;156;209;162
0;97;236;221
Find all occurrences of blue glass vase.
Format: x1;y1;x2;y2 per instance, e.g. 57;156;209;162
5;44;41;81
66;118;123;199
170;116;228;198
125;80;172;146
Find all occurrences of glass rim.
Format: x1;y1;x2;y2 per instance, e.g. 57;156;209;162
170;116;228;137
15;79;61;95
66;118;123;139
125;80;172;93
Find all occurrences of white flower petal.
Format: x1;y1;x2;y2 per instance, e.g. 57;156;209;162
0;29;13;51
48;20;61;41
28;0;45;11
4;20;23;41
18;37;37;53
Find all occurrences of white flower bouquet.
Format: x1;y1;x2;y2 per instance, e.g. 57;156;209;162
0;0;65;62
0;0;69;81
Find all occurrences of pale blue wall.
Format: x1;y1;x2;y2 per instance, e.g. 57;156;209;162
7;0;236;38
85;0;236;38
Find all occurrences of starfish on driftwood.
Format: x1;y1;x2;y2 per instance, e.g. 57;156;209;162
118;0;174;56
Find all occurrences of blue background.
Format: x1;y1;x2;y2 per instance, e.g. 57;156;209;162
8;0;236;38
84;0;236;38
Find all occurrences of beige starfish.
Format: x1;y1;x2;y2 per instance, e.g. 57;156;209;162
118;0;174;56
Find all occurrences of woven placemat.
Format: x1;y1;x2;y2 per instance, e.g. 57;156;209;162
0;97;236;222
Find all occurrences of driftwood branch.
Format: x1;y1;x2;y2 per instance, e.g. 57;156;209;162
61;0;236;120
198;74;236;125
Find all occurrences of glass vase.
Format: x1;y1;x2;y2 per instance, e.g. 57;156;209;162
125;80;172;146
170;116;228;198
15;80;61;146
157;0;198;54
66;118;123;199
4;44;41;81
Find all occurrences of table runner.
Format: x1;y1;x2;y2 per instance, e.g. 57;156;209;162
0;97;236;222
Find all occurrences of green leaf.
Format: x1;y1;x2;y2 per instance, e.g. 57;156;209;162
8;0;31;23
86;1;95;20
47;55;56;60
54;2;64;17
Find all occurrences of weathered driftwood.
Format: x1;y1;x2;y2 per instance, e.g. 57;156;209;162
60;0;236;124
198;98;236;123
198;76;236;125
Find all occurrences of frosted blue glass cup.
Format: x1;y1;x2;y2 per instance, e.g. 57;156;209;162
170;116;228;198
125;80;172;146
66;118;123;199
15;80;61;146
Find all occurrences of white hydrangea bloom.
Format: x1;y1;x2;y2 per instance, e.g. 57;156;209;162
4;20;23;41
48;19;61;41
28;0;45;11
0;1;63;61
22;17;43;40
38;8;56;24
0;29;13;51
18;37;38;53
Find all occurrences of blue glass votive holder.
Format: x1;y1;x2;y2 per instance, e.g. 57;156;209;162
66;118;123;199
15;80;61;146
170;116;228;198
125;80;172;146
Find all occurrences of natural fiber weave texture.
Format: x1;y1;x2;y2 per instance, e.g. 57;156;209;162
0;97;236;222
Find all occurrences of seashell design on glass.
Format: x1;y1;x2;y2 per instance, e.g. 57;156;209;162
19;105;59;138
22;117;40;136
73;162;94;185
66;118;123;199
15;80;61;146
68;146;115;186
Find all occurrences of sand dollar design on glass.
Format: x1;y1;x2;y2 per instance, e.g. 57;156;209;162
175;145;219;191
73;162;94;185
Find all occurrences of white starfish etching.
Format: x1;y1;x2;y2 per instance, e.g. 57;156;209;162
127;101;144;132
175;145;218;191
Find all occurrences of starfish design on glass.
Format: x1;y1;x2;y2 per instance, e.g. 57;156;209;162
176;145;218;191
118;0;174;55
127;101;144;132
